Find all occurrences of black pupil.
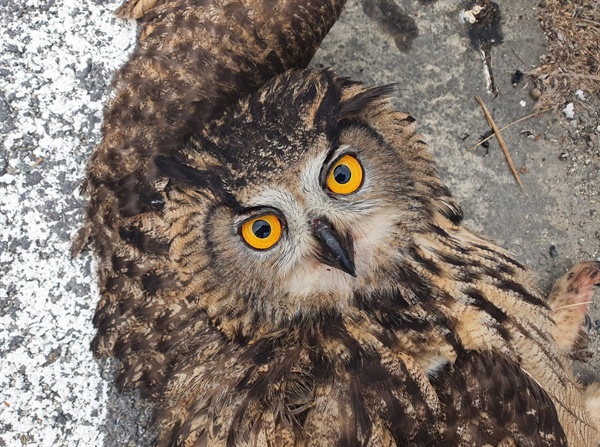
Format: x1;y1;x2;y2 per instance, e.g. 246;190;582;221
333;164;351;184
252;220;271;239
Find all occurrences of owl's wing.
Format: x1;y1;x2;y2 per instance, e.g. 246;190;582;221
80;0;347;396
432;350;568;446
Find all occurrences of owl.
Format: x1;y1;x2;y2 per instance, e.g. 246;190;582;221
79;0;600;446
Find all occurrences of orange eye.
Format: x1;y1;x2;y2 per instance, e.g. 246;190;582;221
240;215;282;250
326;154;363;195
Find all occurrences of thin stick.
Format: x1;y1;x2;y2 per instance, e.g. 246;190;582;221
475;96;524;188
561;72;600;82
576;18;600;27
467;112;539;152
553;301;593;311
511;48;526;66
526;69;600;82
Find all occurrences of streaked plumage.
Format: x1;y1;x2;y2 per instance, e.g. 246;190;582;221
78;1;600;446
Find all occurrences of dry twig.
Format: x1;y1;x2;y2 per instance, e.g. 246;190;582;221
474;96;524;189
467;112;540;152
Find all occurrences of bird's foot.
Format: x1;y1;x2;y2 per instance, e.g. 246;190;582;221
547;261;600;353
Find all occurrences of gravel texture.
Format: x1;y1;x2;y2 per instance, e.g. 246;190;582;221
0;1;135;445
1;1;598;446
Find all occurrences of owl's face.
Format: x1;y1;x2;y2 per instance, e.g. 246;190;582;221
159;70;455;336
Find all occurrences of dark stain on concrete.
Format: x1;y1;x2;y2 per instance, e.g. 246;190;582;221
465;0;503;51
361;0;419;52
462;0;504;95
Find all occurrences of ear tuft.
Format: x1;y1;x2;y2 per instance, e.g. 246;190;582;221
338;84;396;120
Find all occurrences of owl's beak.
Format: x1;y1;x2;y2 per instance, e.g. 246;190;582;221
311;218;356;278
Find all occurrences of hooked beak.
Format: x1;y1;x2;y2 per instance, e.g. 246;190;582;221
311;217;356;278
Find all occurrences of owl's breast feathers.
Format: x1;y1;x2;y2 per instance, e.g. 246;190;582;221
153;211;590;446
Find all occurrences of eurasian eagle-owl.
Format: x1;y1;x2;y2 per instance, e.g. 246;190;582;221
77;0;600;445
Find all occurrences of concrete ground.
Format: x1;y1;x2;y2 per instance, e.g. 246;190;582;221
0;0;598;446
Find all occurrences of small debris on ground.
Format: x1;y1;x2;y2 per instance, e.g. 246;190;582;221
511;69;524;86
530;87;542;99
528;0;600;112
480;129;494;148
460;0;504;95
563;102;575;119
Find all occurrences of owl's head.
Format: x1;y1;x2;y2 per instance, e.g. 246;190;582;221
156;69;460;338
